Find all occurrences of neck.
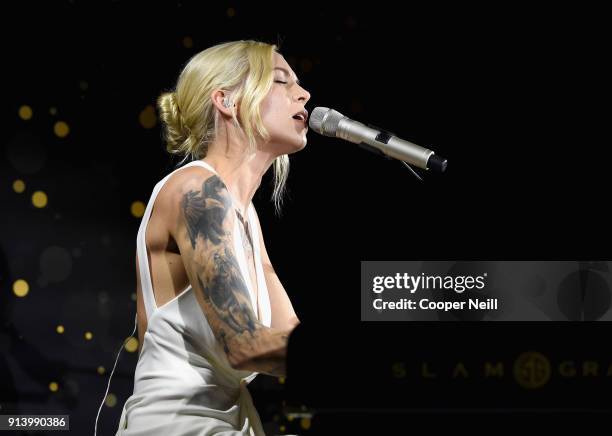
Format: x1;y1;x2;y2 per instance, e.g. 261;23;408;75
202;144;276;215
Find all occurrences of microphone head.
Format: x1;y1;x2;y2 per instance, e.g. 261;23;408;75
309;107;345;137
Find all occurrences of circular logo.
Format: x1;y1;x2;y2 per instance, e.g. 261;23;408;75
513;351;551;389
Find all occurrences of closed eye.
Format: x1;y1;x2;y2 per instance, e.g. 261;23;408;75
274;80;288;84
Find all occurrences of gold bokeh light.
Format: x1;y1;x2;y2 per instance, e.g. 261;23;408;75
301;417;311;429
32;191;48;208
13;279;29;297
131;201;145;218
13;179;26;193
105;393;117;407
19;105;33;120
54;121;70;138
139;105;157;129
125;337;139;353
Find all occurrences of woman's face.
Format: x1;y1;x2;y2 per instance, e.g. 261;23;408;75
259;53;311;155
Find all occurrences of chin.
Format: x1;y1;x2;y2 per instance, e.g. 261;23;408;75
271;135;308;155
288;138;307;154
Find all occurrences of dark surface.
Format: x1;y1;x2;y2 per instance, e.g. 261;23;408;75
287;321;611;410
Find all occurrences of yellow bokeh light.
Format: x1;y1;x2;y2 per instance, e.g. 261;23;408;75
182;36;193;48
300;417;311;429
278;376;285;384
13;179;26;193
49;382;59;392
131;201;145;218
56;325;65;334
13;279;29;297
19;105;33;120
32;190;48;208
85;331;93;340
54;121;70;138
227;7;236;17
139;105;157;129
105;393;117;407
49;107;57;115
279;425;286;432
97;366;106;375
124;337;139;353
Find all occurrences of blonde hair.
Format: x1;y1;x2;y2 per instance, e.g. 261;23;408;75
157;40;290;215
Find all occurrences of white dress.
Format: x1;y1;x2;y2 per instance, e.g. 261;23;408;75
116;160;272;435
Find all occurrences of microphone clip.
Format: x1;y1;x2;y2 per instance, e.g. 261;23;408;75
358;123;424;182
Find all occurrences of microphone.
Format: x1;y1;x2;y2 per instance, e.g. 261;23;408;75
308;107;448;173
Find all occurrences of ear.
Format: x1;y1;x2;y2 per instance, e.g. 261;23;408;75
211;89;236;118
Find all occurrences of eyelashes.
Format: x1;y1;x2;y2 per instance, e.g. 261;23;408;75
275;79;306;88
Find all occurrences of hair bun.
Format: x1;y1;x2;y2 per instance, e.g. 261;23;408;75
157;92;198;154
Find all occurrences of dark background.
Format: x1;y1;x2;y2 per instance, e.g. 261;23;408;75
2;1;609;434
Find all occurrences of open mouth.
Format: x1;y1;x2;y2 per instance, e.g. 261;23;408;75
292;109;308;129
292;110;308;128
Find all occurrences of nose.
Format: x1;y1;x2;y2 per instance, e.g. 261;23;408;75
295;85;311;104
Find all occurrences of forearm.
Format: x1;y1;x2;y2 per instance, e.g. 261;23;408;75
231;322;299;377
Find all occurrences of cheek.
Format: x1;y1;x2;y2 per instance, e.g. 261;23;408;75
260;91;289;124
259;93;299;141
262;108;290;134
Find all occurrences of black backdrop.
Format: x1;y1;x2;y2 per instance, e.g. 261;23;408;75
2;1;609;434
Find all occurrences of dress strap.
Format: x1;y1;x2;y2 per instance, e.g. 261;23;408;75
248;206;272;327
188;160;218;175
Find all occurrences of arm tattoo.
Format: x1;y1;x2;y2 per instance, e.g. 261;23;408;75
181;176;229;248
180;176;262;355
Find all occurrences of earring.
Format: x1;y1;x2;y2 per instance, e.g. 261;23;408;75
223;97;231;108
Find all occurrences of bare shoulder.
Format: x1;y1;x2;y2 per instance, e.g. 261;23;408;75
155;165;220;237
162;165;218;197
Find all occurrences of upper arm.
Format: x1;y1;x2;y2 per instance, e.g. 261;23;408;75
168;170;266;368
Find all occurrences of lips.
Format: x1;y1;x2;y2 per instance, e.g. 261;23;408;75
292;109;308;124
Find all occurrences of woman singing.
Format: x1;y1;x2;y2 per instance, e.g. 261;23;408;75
116;40;310;435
